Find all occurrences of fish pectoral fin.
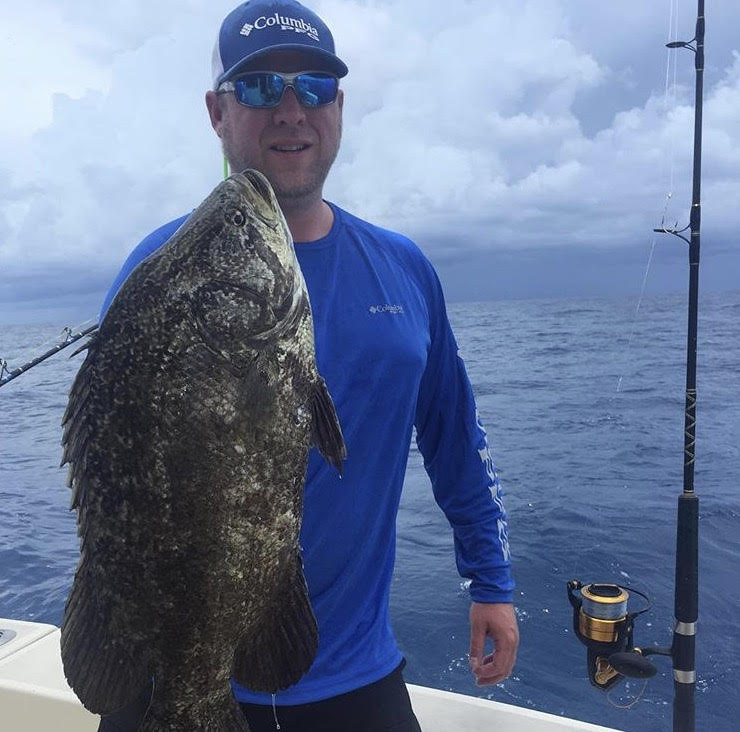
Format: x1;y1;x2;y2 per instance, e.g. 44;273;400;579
232;557;318;693
310;376;347;474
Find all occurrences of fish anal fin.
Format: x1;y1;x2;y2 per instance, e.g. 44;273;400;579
310;376;347;473
233;556;318;692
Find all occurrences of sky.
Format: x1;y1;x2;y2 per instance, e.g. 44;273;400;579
1;0;739;325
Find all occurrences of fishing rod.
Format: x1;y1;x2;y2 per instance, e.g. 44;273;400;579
658;2;704;727
566;2;704;731
0;321;98;389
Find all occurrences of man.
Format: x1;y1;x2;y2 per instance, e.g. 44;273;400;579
100;1;518;730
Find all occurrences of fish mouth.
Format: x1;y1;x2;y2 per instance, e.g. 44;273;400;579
232;169;287;229
242;169;273;203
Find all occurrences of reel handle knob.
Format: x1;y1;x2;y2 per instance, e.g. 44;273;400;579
608;651;658;679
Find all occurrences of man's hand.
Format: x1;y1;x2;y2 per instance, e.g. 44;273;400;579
469;602;519;686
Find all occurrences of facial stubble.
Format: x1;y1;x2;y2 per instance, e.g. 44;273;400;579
220;103;342;210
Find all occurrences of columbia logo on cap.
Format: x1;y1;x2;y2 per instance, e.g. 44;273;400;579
212;0;348;88
239;13;320;42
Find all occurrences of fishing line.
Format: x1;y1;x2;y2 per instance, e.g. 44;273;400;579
616;240;656;394
570;0;687;610
614;0;684;395
664;0;675;100
669;0;680;194
660;0;678;226
607;678;649;709
271;693;281;730
661;0;681;228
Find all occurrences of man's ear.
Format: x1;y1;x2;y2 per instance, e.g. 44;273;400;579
205;91;224;137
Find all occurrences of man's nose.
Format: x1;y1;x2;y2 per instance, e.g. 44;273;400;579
273;87;306;125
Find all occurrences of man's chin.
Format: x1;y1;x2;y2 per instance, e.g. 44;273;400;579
227;161;327;207
272;179;324;207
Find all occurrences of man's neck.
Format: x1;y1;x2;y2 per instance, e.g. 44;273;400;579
279;198;334;243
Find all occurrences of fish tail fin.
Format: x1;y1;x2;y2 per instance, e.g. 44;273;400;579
310;376;346;473
137;691;249;732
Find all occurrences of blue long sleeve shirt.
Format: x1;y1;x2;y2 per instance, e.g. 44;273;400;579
100;201;513;705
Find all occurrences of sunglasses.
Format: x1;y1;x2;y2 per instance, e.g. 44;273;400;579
217;71;339;109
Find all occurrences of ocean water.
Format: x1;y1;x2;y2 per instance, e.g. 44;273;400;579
1;291;738;731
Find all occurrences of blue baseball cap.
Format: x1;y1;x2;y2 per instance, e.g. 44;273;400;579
212;0;349;87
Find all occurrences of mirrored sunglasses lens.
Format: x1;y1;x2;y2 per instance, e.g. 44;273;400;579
234;74;284;107
295;73;338;107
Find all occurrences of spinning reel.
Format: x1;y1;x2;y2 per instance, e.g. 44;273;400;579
566;580;669;690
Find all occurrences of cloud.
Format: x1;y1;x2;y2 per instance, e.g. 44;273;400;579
328;0;603;227
1;0;739;314
325;0;740;254
1;5;110;139
0;1;229;283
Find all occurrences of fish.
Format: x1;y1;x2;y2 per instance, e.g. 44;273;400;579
59;169;346;731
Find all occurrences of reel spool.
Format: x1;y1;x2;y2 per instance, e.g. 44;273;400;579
567;580;656;690
579;583;629;644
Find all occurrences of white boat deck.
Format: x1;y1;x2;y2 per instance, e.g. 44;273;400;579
0;618;620;731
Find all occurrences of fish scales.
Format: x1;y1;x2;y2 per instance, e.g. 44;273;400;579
60;169;345;731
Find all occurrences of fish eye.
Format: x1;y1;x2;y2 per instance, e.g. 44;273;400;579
228;209;246;226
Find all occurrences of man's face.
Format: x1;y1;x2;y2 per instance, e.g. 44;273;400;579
206;50;344;209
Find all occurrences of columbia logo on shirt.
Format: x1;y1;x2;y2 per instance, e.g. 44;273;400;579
240;14;320;42
368;304;405;315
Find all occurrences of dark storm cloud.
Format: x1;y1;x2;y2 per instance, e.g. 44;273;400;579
1;0;738;321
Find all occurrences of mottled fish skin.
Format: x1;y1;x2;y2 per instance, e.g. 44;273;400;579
60;170;345;731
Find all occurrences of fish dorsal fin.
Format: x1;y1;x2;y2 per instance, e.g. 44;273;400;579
310;376;346;473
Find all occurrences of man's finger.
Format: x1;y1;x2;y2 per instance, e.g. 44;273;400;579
474;648;515;683
475;669;508;686
473;648;514;685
